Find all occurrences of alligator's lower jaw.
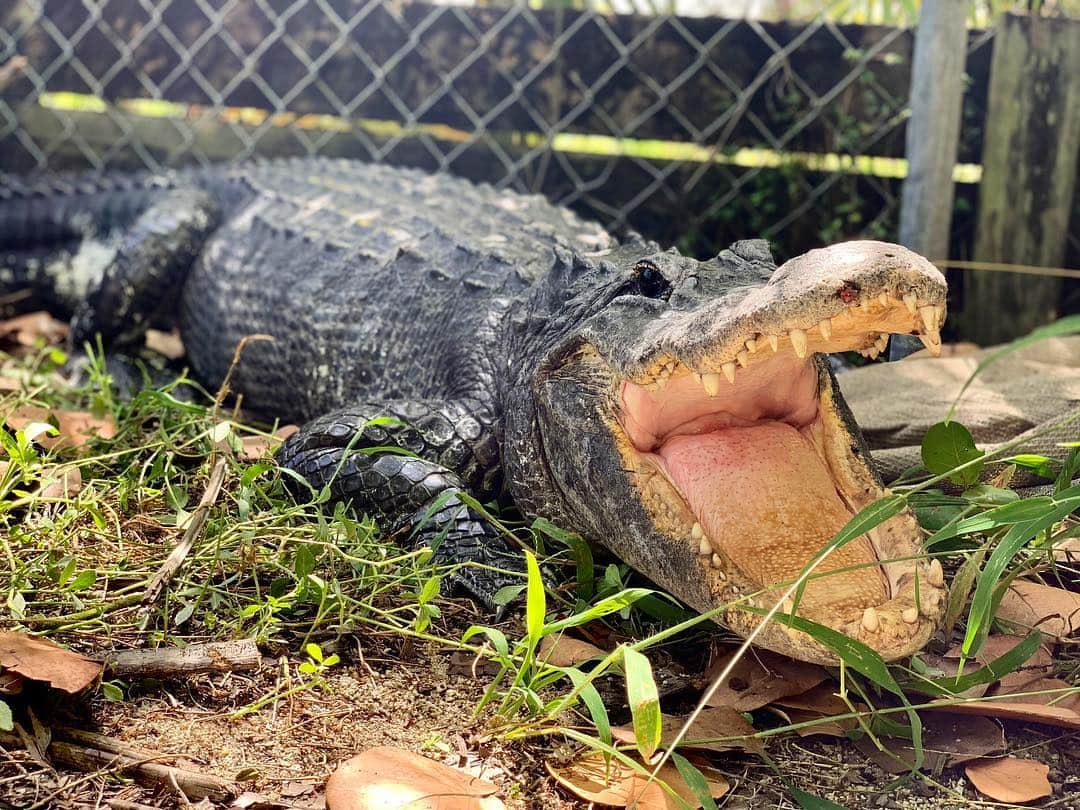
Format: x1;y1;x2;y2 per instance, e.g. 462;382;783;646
617;353;946;663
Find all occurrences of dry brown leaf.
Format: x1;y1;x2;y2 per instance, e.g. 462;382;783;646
856;711;1004;773
5;405;116;450
703;649;826;711
145;328;186;359
0;631;102;694
992;677;1080;713
546;752;728;809
37;465;83;499
610;705;763;755
927;698;1080;729
774;684;861;738
537;635;606;667
0;377;21;392
1053;537;1080;565
996;579;1080;639
324;746;503;810
965;757;1051;804
0;311;68;347
237;426;298;462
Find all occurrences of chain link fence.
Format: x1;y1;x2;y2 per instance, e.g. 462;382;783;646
1;0;995;260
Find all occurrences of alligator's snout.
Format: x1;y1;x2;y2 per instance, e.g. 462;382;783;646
597;241;949;663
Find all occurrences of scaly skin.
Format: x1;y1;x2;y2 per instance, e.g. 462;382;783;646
0;158;949;662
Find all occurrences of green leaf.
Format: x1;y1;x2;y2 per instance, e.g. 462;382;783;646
100;682;124;702
68;570;96;592
173;601;196;627
461;625;510;659
790;787;850;810
565;668;611;748
962;484;1018;505
623;647;662;760
963;496;1080;659
542;588;654;636
294;544;316;577
524;550;546;645
305;643;324;663
418;575;441;604
918;632;1042;695
0;700;11;731
671;753;718;810
922;421;984;486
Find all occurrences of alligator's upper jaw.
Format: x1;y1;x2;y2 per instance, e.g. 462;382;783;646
612;242;948;663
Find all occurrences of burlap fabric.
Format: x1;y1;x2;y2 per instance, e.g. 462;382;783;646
839;337;1080;486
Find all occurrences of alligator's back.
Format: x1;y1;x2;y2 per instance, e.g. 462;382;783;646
3;159;617;420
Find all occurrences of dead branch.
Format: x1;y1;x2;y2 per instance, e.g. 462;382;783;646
102;638;262;678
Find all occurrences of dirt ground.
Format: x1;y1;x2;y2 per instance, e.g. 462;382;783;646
3;619;1080;810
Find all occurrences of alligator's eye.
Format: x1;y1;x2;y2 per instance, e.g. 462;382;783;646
631;260;672;300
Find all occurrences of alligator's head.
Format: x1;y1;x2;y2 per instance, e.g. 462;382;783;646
506;239;948;663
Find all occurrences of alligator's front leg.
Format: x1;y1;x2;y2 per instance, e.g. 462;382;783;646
277;399;523;609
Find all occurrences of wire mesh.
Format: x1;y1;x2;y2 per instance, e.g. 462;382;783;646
0;0;992;258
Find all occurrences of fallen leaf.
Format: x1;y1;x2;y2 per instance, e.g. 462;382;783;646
995;580;1080;640
145;328;185;359
774;684;862;738
611;705;763;755
5;405;116;450
703;649;826;711
37;465;82;499
0;311;68;347
324;746;503;810
546;751;728;808
856;711;1004;773
0;377;21;392
538;635;606;667
992;677;1080;713
927;699;1080;730
238;426;298;462
0;631;102;693
1053;537;1080;566
965;757;1051;803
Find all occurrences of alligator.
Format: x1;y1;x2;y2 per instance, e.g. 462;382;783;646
0;158;949;663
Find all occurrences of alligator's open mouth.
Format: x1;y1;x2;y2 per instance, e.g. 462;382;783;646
609;251;948;662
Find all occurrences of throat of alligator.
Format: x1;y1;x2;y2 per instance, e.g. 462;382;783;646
622;357;887;620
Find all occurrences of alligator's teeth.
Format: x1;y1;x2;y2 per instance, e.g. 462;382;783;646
902;606;919;624
746;339;757;353
919;305;938;333
878;292;890;307
699;535;712;556
861;606;880;632
702;373;721;397
919;332;942;357
711;553;723;569
903;292;918;315
721;362;736;384
691;522;704;540
736;350;749;368
790;329;808;358
936;304;946;323
927;559;944;588
767;334;779;352
875;333;889;351
818;319;832;340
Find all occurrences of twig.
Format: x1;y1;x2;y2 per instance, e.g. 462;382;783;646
102;638;262;678
140;454;227;606
0;728;233;802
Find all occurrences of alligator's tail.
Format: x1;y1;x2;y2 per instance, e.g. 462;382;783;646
0;170;164;316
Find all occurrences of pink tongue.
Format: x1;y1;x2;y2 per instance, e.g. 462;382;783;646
658;423;886;611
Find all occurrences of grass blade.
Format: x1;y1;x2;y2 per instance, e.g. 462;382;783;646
623;647;662;760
